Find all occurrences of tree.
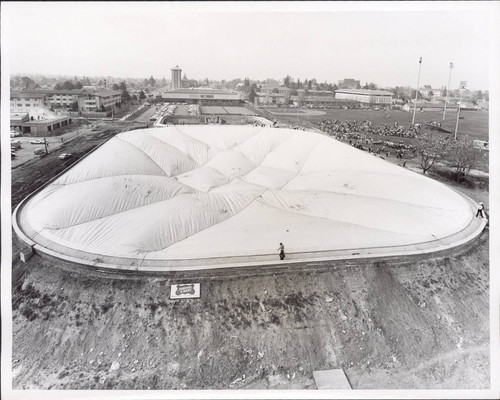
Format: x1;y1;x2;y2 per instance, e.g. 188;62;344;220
149;76;156;87
119;81;127;91
139;90;146;100
410;90;423;100
415;132;449;174
249;86;256;103
428;90;434;98
71;101;79;111
283;75;291;88
447;137;481;182
100;104;106;112
367;82;378;90
112;83;120;91
121;89;131;103
56;80;76;90
442;87;447;97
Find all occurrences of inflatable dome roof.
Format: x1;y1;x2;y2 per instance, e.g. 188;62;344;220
15;126;475;271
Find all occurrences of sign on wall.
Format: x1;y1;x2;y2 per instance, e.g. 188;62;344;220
170;283;201;299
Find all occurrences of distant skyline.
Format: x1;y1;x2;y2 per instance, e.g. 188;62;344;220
3;2;497;90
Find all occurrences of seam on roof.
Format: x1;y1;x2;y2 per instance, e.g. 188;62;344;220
148;196;433;256
149;126;212;166
119;131;201;172
114;136;169;176
52;174;180;186
254;199;438;239
269;188;468;212
141;187;269;254
238;130;316;184
45;185;198;231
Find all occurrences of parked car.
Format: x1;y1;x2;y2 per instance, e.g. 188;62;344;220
34;148;45;155
30;139;45;144
11;140;22;149
58;153;72;160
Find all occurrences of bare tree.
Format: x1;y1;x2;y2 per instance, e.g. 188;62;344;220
447;137;481;182
415;132;449;174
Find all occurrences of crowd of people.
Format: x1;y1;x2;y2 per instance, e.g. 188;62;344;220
318;119;421;139
316;118;417;159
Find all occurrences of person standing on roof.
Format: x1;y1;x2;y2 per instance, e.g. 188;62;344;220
278;242;285;260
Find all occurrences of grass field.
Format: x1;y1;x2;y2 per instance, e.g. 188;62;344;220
285;108;489;142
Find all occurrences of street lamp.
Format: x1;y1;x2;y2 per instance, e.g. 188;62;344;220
454;81;467;140
412;57;423;125
443;62;453;120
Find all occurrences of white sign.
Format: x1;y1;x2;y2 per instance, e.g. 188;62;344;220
459;81;467;89
170;283;200;299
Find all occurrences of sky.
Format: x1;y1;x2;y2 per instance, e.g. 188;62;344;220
2;2;497;90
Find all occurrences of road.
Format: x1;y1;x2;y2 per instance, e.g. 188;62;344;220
133;105;159;124
10;123;103;169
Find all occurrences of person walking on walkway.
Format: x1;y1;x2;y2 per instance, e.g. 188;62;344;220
476;202;487;218
277;242;285;260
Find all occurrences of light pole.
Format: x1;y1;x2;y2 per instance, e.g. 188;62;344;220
454;81;467;140
412;57;422;125
443;62;453;120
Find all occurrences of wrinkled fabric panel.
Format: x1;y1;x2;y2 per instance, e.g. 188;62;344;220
27;176;194;230
158;201;434;259
117;132;199;176
54;139;166;185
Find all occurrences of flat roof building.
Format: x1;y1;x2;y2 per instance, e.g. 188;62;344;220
162;88;242;105
335;89;393;105
77;90;122;112
10;91;48;113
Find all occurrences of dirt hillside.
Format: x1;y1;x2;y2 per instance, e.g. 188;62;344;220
11;229;489;390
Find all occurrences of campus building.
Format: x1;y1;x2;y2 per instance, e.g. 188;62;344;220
10;91;47;113
335;89;393;105
291;95;360;108
254;92;288;106
402;102;458;112
77;91;122;112
45;89;87;108
171;65;182;90
162;88;242;105
10;114;72;135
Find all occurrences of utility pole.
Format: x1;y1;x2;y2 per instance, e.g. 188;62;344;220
412;57;422;125
454;81;467;140
443;62;453;120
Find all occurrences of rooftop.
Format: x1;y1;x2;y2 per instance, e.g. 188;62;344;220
165;88;238;96
11;91;47;99
335;89;394;96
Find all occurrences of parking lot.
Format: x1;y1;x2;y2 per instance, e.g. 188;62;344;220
11;125;94;168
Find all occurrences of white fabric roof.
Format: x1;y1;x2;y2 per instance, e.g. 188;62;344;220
23;126;473;261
